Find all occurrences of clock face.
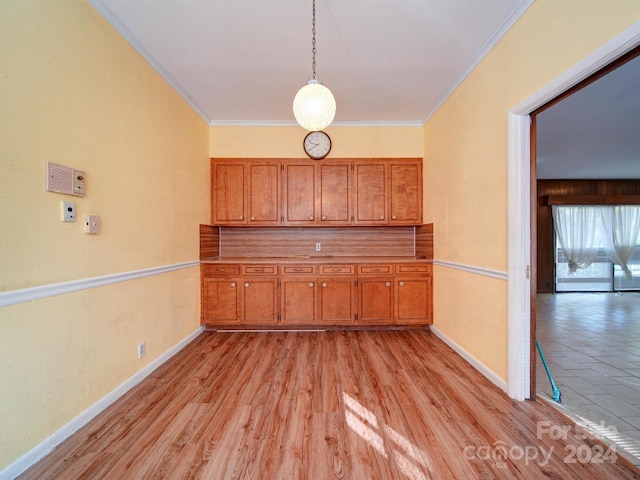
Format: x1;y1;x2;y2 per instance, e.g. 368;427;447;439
303;131;332;160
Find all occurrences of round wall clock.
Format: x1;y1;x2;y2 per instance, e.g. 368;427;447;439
303;131;332;160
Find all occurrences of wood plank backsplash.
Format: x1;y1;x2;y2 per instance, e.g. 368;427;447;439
199;224;220;260
218;227;417;257
415;224;433;259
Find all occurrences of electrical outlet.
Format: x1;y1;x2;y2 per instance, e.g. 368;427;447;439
315;242;321;251
137;341;145;358
85;215;101;234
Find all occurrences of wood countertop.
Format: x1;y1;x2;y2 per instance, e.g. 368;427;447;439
201;256;432;264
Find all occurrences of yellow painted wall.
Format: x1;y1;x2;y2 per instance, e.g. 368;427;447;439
0;0;209;470
424;0;640;380
210;125;424;158
3;0;640;472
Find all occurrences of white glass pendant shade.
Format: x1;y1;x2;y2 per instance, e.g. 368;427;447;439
293;79;336;131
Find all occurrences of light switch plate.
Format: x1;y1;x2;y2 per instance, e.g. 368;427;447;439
61;201;76;222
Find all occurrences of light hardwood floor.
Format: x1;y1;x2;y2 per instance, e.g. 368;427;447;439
20;330;640;479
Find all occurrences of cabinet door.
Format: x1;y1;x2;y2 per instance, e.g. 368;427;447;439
353;162;387;224
283;163;316;224
357;277;393;325
248;163;281;225
318;163;351;225
396;277;431;324
389;161;422;225
212;163;246;224
318;278;355;324
202;278;240;325
281;277;317;324
241;277;279;325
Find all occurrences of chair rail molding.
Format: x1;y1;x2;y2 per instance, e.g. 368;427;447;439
433;259;507;281
0;261;200;307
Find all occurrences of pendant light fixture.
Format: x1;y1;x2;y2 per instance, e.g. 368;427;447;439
293;0;336;131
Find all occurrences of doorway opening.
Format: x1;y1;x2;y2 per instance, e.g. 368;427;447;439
528;44;640;466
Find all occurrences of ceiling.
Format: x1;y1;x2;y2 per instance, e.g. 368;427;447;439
89;0;639;180
536;53;640;180
89;0;532;125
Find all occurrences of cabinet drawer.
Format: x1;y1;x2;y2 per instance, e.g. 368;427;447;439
395;264;431;275
282;265;317;275
358;264;393;275
320;265;355;275
242;265;278;275
203;264;240;276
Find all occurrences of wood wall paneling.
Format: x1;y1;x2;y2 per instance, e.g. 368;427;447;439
536;180;640;293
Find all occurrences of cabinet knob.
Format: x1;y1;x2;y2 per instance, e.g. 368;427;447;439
309;282;314;287
386;281;391;287
250;216;255;221
244;282;250;288
321;215;326;220
392;214;397;220
309;215;314;221
322;282;327;288
379;215;385;220
238;215;243;220
230;282;236;288
399;281;405;287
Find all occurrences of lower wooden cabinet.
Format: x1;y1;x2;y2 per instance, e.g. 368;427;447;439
357;278;393;325
241;277;279;325
202;277;240;325
396;277;432;324
201;262;431;328
201;264;278;326
280;265;356;325
357;264;393;325
318;265;356;325
281;277;317;324
395;264;433;324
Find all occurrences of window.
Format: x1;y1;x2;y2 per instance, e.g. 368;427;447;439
555;226;640;292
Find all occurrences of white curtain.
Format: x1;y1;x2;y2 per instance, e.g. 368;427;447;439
552;205;602;274
599;206;640;280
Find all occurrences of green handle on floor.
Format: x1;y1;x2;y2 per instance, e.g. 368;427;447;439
536;339;562;403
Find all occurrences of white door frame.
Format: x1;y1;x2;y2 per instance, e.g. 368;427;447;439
507;21;640;401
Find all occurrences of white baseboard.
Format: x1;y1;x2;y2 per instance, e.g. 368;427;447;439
0;327;204;480
430;325;508;394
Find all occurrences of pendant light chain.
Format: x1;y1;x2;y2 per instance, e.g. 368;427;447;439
311;0;317;80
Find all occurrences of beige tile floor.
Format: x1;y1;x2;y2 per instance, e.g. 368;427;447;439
536;292;640;466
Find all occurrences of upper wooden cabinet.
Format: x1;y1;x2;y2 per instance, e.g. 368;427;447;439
212;162;245;225
212;158;422;226
248;163;281;225
353;161;387;224
282;163;316;224
282;161;352;225
318;163;352;225
389;161;422;225
353;159;423;225
212;160;281;225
